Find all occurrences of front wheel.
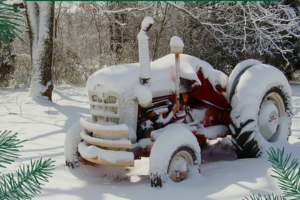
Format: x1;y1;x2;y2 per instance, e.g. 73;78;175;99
149;127;201;187
64;121;84;168
168;146;195;182
230;64;292;158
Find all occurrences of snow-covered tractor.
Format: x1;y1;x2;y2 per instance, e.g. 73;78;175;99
65;17;293;187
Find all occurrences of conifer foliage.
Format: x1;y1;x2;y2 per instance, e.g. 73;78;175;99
268;147;300;199
245;193;286;200
0;130;25;168
0;0;23;45
0;130;55;200
244;147;300;200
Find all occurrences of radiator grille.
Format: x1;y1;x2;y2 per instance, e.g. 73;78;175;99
106;117;119;124
92;95;102;103
105;107;118;114
104;96;117;104
95;116;105;122
90;94;119;124
93;105;103;110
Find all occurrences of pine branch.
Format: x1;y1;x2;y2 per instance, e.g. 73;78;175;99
267;147;300;199
0;0;23;45
0;158;55;200
0;130;26;169
243;193;286;200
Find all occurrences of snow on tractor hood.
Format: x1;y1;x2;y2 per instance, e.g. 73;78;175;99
86;54;228;106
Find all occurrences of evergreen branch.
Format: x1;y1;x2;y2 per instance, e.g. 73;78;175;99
0;130;26;169
0;0;23;45
243;193;286;200
0;158;55;200
267;147;300;199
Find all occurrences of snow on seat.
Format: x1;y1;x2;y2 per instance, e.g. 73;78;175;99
78;142;134;167
86;54;227;101
80;130;132;149
80;118;129;135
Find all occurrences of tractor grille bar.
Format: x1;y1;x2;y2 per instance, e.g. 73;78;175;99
90;94;119;124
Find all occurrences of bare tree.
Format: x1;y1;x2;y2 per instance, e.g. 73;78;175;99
166;1;300;63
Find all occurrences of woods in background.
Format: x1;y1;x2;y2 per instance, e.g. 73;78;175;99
2;1;300;90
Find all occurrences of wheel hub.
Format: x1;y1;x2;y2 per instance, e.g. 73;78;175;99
259;99;280;141
168;151;193;182
169;156;188;182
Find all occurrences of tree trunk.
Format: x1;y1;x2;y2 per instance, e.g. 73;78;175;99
26;1;54;101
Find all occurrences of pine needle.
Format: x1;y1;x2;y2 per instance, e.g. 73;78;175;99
0;130;26;169
243;193;286;200
267;147;300;199
0;158;55;200
0;0;23;45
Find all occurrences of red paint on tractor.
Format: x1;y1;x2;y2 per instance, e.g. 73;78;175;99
190;69;231;110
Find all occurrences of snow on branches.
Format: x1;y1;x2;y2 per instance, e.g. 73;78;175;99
79;2;153;26
166;1;300;63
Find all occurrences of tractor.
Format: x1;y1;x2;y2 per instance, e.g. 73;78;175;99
65;17;292;187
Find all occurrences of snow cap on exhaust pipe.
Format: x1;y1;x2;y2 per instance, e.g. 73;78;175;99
170;36;184;54
138;16;154;84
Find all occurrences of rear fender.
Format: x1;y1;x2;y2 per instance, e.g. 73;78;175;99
227;59;262;104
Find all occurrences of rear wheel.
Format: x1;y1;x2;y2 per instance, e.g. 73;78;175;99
230;64;292;158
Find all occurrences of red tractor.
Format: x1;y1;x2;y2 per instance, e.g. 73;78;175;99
65;17;292;187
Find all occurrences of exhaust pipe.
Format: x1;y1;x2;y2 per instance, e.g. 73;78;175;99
170;36;184;106
138;16;154;84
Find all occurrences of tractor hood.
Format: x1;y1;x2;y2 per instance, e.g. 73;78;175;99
86;54;228;106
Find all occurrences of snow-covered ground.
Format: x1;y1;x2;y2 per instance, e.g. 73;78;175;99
1;83;300;200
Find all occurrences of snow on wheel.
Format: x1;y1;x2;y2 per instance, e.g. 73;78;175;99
229;63;292;158
64;121;84;168
149;127;201;187
168;146;195;182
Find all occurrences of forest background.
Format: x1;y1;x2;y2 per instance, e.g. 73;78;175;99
1;1;300;91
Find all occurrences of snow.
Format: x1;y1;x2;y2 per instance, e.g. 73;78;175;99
27;2;54;100
78;142;134;163
138;29;151;80
258;101;278;141
196;125;228;139
80;130;131;146
156;110;174;124
230;64;292;128
230;63;292;156
80;117;128;132
153;106;168;115
86;54;228;104
169;156;187;174
285;7;297;19
170;36;184;48
227;59;262;103
190;108;206;123
133;138;153;149
134;83;152;107
64;121;83;164
4;0;24;4
170;36;184;54
150;123;198;140
138;16;154;80
2;84;300;199
141;16;154;31
149;126;201;183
